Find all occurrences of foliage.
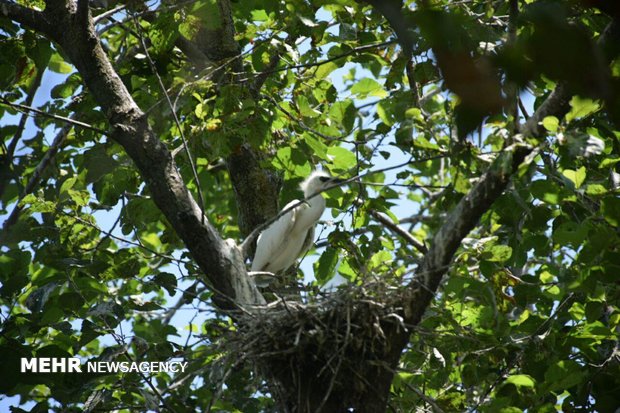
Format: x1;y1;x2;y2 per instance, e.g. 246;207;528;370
1;0;619;411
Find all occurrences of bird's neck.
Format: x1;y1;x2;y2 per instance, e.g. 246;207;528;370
299;193;326;227
306;193;326;210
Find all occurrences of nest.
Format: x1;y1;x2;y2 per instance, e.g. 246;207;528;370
228;282;409;407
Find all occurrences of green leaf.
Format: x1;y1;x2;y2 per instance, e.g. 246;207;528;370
303;135;328;158
338;23;357;40
405;107;424;122
50;76;78;99
274;146;292;170
58;292;86;312
0;275;29;298
599;157;620;168
377;100;394;126
82;146;119;184
565;96;600;122
327;146;356;171
539;269;555;283
337;258;356;281
454;173;471;194
41;306;64;325
568;302;585;320
60;176;77;194
553;221;587;246
542;116;559;132
192;0;222;30
544;360;585;392
562;167;586;188
600;197;620;226
27;38;52;71
368;250;392;270
195;102;206;119
149;12;180;55
504;374;536;388
0;62;16;89
251;9;269;21
414;61;438;85
21;193;55;213
530;180;562;204
483;245;513;262
350;78;387;98
179;15;200;39
328;99;356;132
575;320;613;339
585;184;606;195
68;189;90;207
296;95;321;118
48;53;73;74
154;272;178;296
315;61;339;80
315;247;339;283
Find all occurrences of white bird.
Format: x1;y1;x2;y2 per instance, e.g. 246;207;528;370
251;171;341;278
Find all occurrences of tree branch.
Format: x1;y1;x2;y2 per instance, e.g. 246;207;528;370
0;98;108;135
246;40;396;80
369;209;428;254
5;69;44;160
0;1;49;33
406;141;535;323
1;123;71;233
403;18;620;326
131;12;207;223
9;0;267;311
0;68;43;201
362;0;412;55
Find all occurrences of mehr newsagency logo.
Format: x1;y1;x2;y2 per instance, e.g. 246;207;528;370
21;357;188;373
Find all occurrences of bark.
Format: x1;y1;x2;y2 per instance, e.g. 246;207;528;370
174;0;282;238
192;0;240;62
227;144;281;237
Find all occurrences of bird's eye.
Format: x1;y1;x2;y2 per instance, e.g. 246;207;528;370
319;176;331;182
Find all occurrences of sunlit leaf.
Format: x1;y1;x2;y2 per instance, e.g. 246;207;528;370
504;374;536;388
350;78;387;98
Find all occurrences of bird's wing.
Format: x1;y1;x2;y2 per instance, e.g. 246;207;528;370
251;200;300;271
300;225;315;258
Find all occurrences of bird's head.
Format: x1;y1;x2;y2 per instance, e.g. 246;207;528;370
300;170;344;197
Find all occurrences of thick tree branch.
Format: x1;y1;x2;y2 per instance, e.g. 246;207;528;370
360;0;619;329
0;0;49;33
227;144;280;239
4;0;266;311
404;18;620;326
405;141;534;323
131;13;207;222
362;0;412;55
192;0;241;62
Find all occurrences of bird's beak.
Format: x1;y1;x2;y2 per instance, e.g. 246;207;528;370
329;177;347;187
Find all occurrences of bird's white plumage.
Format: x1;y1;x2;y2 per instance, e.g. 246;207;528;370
251;171;336;274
